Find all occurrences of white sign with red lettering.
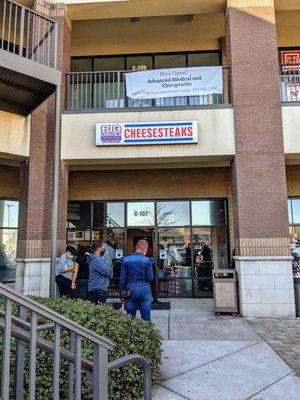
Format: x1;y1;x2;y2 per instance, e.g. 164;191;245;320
95;121;198;146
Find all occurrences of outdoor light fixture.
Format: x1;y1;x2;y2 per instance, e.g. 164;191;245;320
130;17;140;23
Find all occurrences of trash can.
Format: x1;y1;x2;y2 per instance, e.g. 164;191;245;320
294;277;300;317
212;269;238;315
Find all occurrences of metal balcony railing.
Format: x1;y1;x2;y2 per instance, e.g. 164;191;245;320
280;63;300;102
0;0;57;68
0;283;152;400
66;66;230;111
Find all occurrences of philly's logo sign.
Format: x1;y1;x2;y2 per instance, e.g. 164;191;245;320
100;124;122;143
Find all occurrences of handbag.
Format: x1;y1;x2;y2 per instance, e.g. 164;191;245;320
120;288;132;300
119;255;144;300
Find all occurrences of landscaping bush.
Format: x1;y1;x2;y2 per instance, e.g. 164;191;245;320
0;297;163;399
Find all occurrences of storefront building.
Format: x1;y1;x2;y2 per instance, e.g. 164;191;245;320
67;199;228;298
1;0;300;317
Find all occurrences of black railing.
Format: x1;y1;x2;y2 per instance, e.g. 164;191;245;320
0;0;57;68
66;67;230;111
280;63;300;102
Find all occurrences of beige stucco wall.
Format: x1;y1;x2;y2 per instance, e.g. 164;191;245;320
71;13;225;56
0;165;20;198
0;111;30;159
286;165;300;196
69;6;299;57
276;11;300;47
282;106;300;161
61;107;235;166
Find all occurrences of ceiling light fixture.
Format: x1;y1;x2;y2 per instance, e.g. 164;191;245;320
130;17;140;23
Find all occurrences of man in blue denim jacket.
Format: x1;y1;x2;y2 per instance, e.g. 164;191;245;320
88;242;111;304
120;240;154;321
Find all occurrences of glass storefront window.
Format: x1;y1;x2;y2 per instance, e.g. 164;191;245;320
94;57;125;71
67;229;91;247
288;199;293;224
154;54;186;69
71;52;221;73
290;226;300;275
93;202;104;228
127;202;155;227
67;202;91;228
188;52;220;67
126;55;153;71
0;200;19;228
192;200;226;226
66;199;229;298
0;228;18;283
157;201;190;227
157;227;192;297
70;58;92;72
106;202;124;228
291;199;300;224
192;228;213;296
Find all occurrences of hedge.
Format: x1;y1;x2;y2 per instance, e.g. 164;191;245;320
0;297;163;399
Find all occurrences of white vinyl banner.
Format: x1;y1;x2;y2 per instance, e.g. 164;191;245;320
125;66;223;100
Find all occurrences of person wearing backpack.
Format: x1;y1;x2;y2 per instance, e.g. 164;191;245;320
120;239;154;321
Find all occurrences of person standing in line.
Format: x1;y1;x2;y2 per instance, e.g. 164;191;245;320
88;242;111;304
103;239;115;274
76;246;90;300
120;239;154;322
55;246;78;298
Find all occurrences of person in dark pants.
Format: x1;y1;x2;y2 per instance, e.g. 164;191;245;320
88;242;111;304
55;246;78;298
120;240;154;322
76;246;90;300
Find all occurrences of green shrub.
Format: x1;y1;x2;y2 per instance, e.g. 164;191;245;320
0;297;163;399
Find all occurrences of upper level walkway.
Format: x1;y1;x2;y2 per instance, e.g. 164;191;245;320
64;63;300;113
0;0;61;115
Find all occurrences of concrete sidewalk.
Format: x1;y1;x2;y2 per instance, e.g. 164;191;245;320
150;298;300;400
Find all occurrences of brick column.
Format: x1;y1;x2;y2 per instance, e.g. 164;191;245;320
226;0;295;317
16;1;71;296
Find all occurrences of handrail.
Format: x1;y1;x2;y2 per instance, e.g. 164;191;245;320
279;63;300;102
0;0;57;68
0;282;113;399
7;0;55;23
107;215;122;228
0;304;152;400
0;283;113;349
66;66;231;110
108;355;152;400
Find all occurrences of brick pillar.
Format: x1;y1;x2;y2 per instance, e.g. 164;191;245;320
226;0;295;317
43;2;71;256
16;1;71;296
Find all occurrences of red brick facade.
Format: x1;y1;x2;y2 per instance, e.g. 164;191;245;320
17;1;71;258
226;0;290;256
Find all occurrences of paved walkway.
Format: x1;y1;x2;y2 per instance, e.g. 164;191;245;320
149;298;300;400
247;318;300;374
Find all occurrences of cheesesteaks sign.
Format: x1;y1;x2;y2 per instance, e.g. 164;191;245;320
96;121;198;146
125;66;223;99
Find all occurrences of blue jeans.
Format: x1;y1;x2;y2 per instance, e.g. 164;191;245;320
88;289;107;304
125;284;152;321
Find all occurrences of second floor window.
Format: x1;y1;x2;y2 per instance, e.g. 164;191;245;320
71;51;221;72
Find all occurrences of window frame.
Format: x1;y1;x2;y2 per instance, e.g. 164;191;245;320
70;50;222;73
